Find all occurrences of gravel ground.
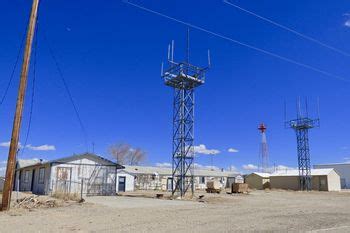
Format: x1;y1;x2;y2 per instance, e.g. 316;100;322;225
1;190;350;232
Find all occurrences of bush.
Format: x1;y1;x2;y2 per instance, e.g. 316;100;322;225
51;192;81;201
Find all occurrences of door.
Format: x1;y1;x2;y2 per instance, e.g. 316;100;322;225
341;178;346;189
167;178;173;191
31;169;36;192
319;177;327;191
118;176;126;192
18;170;22;191
56;167;72;193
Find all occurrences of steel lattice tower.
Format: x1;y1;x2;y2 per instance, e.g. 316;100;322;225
285;100;320;191
258;123;269;173
161;33;210;197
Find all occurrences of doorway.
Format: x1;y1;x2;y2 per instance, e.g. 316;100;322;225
319;177;327;191
167;178;173;191
30;169;35;192
118;176;126;192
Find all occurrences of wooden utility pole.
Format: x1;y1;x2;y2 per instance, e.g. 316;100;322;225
1;0;40;211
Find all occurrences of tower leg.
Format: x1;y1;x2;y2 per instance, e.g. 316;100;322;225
296;129;312;191
172;87;194;197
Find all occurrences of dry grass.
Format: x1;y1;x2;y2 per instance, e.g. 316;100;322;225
51;192;81;202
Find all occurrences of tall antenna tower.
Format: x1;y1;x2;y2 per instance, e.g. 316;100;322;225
258;123;269;173
285;98;320;191
161;29;210;197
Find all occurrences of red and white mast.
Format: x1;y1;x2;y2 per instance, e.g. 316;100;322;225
258;123;269;173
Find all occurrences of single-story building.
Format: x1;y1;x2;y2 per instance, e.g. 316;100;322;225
15;153;124;196
314;163;350;189
117;165;239;192
270;168;341;191
245;172;270;190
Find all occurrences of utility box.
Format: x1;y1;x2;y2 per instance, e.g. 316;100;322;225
232;183;248;193
206;180;221;193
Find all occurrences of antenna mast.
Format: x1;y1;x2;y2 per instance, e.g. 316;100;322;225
258;123;269;173
161;30;209;198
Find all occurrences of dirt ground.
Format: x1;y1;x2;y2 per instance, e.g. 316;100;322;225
1;190;350;232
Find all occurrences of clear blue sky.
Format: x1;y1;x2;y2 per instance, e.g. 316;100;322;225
1;0;350;173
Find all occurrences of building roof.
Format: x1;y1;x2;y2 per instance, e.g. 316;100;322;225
270;168;335;177
250;172;270;178
50;153;119;167
17;153;124;170
314;163;350;166
17;159;43;168
121;165;238;177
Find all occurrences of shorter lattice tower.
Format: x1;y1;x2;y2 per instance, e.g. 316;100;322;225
258;123;269;173
285;99;320;191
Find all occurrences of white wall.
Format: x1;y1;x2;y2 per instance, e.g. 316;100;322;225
314;164;350;189
50;158;116;196
327;170;341;191
116;171;134;192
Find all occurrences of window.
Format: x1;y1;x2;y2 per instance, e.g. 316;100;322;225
38;168;45;184
24;170;30;183
199;176;205;184
151;174;156;180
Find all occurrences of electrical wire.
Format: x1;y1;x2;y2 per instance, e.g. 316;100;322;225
20;16;39;157
0;27;27;108
123;0;349;83
41;27;89;152
223;0;350;57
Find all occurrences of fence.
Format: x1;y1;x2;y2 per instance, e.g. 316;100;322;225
51;178;116;197
51;163;117;197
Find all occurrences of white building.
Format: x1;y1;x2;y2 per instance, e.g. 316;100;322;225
117;165;239;192
15;153;124;196
314;163;350;189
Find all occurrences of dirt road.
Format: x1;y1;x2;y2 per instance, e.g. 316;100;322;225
1;190;350;232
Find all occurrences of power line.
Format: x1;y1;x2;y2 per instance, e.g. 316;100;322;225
123;0;349;83
41;27;89;152
21;16;40;157
0;27;28;108
223;0;350;57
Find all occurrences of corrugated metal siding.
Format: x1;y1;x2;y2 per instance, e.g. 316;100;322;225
50;158;116;196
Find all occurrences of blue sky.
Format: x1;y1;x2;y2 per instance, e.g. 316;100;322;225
1;0;350;174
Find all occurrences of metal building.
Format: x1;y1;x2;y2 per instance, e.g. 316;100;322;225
314;163;350;189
